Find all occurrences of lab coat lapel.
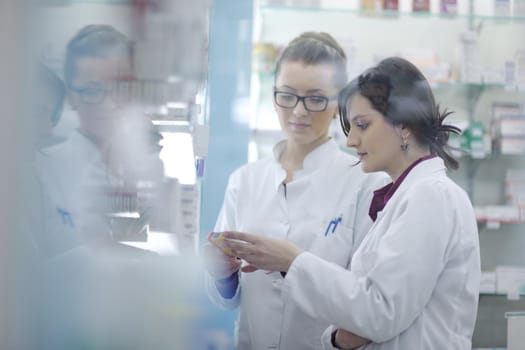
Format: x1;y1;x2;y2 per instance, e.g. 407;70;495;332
363;158;446;242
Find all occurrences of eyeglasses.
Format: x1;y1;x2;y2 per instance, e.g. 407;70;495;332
69;85;117;104
69;80;168;106
273;91;336;112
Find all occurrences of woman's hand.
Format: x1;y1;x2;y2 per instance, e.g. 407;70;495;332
333;328;370;349
201;243;242;279
221;231;303;273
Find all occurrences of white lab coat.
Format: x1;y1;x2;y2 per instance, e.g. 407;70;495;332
205;139;388;350
36;130;112;249
36;127;164;252
283;157;481;350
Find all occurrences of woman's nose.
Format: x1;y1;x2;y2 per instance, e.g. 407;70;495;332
292;99;308;117
346;129;358;148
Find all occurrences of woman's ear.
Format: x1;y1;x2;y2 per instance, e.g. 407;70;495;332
394;123;411;139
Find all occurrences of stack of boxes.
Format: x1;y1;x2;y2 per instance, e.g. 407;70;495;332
475;169;525;226
491;102;525;155
505;169;525;222
478;169;525;297
163;179;200;253
495;265;525;298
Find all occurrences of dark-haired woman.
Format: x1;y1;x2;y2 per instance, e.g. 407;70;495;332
222;57;481;350
202;32;387;350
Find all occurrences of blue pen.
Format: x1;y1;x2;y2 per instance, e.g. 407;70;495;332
324;214;342;236
56;207;75;228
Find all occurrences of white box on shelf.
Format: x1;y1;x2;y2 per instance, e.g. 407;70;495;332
459;30;482;83
505;173;525;206
506;169;525;181
494;0;511;16
290;0;321;7
480;271;497;294
505;312;525;350
494;116;525;137
319;0;357;10
474;206;487;222
494;137;525;155
486;205;520;223
514;0;525;16
506;190;525;206
496;265;525;295
515;49;525;87
491;102;522;136
474;0;496;16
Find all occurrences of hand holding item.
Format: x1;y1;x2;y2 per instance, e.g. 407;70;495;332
201;235;242;279
208;231;235;256
221;231;303;273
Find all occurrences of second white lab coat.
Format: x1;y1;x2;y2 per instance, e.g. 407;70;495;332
35;130;107;252
36;128;164;252
283;157;481;350
205;139;388;350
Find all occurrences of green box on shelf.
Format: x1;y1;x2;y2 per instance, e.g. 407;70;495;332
463;121;486;158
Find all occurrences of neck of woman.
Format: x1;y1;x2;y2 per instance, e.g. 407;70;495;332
389;146;431;182
280;136;329;182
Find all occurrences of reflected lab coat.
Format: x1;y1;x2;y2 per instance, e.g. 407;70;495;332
205;139;388;350
283;157;481;350
36;129;163;252
35;130;107;253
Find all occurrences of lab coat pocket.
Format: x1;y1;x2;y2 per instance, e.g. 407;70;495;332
309;221;354;267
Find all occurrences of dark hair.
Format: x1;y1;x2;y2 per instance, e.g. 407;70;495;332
274;32;348;89
338;57;461;170
64;24;131;87
38;64;65;126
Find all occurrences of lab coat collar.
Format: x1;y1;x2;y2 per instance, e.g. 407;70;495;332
402;156;446;183
272;138;339;169
39;129;100;164
374;156;446;222
271;138;339;189
369;155;436;221
302;138;340;172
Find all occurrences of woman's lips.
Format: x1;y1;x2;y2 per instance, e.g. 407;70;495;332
289;122;310;130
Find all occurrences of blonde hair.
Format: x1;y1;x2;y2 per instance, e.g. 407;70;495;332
274;32;347;89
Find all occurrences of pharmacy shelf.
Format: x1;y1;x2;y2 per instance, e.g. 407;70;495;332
458;153;525;161
479;292;525;297
256;72;518;91
259;4;525;22
476;219;525;225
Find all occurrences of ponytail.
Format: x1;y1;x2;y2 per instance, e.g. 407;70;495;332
428;105;461;170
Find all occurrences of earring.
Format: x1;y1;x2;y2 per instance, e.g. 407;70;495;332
400;138;408;152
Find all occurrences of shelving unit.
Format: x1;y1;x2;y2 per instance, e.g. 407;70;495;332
126;1;212;254
252;3;525;146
